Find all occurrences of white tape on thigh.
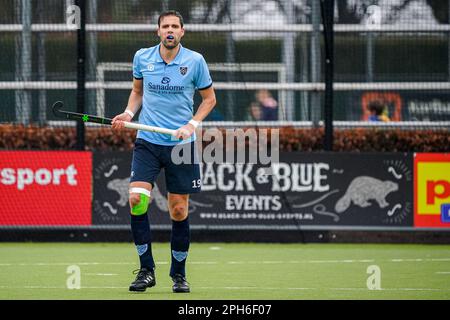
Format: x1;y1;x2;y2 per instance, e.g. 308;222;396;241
129;187;151;197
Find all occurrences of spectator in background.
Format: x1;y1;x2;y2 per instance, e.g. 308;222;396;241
255;89;278;121
246;101;262;121
368;100;390;122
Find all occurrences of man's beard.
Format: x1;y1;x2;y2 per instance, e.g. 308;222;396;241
162;38;179;50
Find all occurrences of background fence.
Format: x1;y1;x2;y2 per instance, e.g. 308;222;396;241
1;0;450;127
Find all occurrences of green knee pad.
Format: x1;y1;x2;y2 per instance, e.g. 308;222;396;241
131;193;150;215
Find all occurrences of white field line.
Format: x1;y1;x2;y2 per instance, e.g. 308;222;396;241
391;259;450;262
0;258;449;267
0;262;135;266
0;262;166;266
436;272;450;274
0;285;449;292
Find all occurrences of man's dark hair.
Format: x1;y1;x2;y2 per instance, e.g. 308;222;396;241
158;10;184;28
368;100;385;116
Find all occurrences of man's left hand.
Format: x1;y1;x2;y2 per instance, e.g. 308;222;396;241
173;123;195;140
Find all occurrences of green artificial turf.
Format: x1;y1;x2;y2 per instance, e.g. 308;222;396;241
0;242;449;300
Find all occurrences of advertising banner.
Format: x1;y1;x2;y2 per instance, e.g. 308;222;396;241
92;152;134;225
414;153;450;228
0;151;92;226
93;152;413;229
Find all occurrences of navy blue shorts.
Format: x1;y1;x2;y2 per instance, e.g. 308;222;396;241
130;138;201;194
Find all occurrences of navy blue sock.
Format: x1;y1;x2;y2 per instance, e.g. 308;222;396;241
130;213;155;270
170;217;190;277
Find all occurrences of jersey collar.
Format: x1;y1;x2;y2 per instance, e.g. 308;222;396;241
157;43;183;65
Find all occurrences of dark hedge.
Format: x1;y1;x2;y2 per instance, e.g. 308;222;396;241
1;125;448;152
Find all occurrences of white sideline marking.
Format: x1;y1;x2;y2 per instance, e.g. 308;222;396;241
0;285;449;292
0;262;167;266
0;262;134;266
209;247;221;250
436;272;450;274
292;259;375;263
391;258;450;262
0;258;449;267
84;273;118;276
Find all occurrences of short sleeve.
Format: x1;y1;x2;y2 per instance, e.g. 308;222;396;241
194;55;213;90
133;50;143;79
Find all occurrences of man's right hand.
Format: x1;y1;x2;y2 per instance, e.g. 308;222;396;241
111;112;132;131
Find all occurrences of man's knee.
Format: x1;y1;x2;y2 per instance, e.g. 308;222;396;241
129;187;151;216
129;193;140;207
170;204;188;221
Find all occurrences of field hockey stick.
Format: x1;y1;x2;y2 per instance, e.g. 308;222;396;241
52;101;176;136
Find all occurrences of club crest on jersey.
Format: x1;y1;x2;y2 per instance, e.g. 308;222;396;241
180;66;188;76
147;63;154;71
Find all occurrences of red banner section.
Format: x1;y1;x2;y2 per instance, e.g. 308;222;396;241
0;151;92;226
414;153;450;228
